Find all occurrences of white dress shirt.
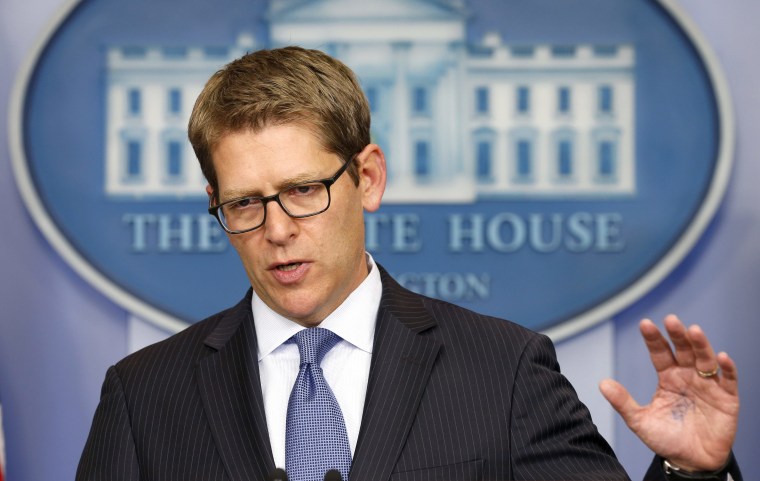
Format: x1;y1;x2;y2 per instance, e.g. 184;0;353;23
254;254;382;470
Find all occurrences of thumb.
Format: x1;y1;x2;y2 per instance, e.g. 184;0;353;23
599;378;641;426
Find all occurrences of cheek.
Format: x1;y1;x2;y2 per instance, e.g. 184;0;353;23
327;199;365;248
331;224;366;278
227;234;244;255
227;235;259;269
301;210;363;278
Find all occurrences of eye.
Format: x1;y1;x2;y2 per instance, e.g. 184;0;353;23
228;197;260;210
288;183;320;196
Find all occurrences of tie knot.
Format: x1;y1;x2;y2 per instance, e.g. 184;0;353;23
291;328;340;365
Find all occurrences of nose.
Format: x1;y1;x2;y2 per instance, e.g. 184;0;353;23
262;198;298;244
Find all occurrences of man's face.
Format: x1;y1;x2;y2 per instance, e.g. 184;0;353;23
209;124;385;326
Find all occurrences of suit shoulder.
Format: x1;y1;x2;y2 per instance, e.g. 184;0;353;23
113;293;251;376
378;265;543;351
409;290;563;394
424;294;540;343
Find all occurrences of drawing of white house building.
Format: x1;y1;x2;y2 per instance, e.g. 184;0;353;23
104;0;636;202
104;35;255;198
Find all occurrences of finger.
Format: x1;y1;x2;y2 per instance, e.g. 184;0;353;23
663;314;696;366
717;351;739;396
686;324;719;377
639;318;677;373
599;379;642;427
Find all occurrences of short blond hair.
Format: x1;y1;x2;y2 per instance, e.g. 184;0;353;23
188;46;370;199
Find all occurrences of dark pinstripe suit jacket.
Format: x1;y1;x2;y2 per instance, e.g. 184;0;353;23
78;265;728;481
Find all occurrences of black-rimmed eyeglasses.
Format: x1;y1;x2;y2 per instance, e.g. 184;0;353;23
208;158;353;234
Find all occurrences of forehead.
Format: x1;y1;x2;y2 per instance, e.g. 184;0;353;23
212;125;338;198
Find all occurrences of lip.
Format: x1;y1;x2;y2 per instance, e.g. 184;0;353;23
268;260;311;285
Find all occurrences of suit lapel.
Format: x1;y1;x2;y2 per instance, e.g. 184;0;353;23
196;292;275;481
350;268;441;481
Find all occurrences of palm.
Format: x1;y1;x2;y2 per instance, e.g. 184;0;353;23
600;315;739;472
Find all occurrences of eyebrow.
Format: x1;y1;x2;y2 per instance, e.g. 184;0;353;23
219;170;327;201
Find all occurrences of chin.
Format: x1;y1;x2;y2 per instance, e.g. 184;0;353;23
279;300;324;325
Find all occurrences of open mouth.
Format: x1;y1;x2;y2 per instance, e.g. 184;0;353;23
276;262;302;272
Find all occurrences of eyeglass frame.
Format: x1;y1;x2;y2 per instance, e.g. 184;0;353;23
208;155;355;235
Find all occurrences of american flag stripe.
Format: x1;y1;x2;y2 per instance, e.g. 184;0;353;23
0;401;6;481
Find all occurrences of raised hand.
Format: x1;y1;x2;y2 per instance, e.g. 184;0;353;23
599;315;739;472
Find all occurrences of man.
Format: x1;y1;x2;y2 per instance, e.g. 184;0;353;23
77;46;741;481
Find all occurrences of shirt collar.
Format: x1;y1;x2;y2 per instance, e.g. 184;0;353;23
253;253;382;361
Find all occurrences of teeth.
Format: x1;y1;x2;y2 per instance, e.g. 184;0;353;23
277;263;301;272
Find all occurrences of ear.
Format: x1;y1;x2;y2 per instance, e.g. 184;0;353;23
355;143;387;212
205;184;215;203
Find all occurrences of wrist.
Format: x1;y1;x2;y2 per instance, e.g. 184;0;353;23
662;457;730;481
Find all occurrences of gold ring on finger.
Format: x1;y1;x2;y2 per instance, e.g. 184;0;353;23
697;366;719;378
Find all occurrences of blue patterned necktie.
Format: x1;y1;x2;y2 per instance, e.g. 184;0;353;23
285;328;352;481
